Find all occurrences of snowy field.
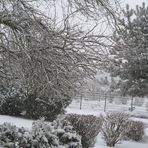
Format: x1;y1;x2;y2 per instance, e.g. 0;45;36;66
0;99;148;148
67;98;148;117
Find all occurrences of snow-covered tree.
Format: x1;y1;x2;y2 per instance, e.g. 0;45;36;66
0;0;120;119
108;3;148;97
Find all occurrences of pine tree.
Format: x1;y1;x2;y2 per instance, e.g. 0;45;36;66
109;3;148;97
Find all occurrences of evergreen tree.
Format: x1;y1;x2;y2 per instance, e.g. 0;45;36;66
109;3;148;97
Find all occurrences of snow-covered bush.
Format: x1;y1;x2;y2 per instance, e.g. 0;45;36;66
125;120;144;141
31;118;82;148
22;93;72;121
0;87;24;116
101;112;129;147
0;123;18;147
16;127;32;148
0;88;72;121
0;119;81;148
0;122;31;148
65;114;103;148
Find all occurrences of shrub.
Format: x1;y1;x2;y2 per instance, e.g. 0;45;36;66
0;119;81;148
0;87;72;121
0;88;24;116
31;118;82;148
65;114;103;148
16;127;32;148
0;122;31;148
125;120;144;141
0;123;18;147
23;94;72;121
101;112;129;147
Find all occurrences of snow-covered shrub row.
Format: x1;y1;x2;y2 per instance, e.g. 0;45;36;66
65;114;103;148
125;120;144;141
101;112;129;147
0;119;81;148
0;87;71;121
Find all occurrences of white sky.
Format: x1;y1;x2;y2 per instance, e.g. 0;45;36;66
123;0;148;8
35;0;148;36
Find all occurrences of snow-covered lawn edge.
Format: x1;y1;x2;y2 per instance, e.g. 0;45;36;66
95;133;148;148
0;115;33;129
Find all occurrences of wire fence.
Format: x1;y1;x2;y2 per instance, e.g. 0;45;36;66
69;93;148;116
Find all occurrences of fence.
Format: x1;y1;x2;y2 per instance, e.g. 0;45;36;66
69;93;148;116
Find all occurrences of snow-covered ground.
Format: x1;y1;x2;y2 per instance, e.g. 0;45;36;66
68;99;148;114
0;99;148;148
0;115;33;129
95;134;148;148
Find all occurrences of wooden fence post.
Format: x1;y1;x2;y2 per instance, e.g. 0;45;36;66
104;94;107;112
80;93;83;110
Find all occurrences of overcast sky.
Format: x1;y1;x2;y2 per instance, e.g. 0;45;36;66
123;0;148;8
